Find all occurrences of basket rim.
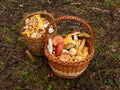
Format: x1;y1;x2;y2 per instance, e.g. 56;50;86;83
44;16;94;66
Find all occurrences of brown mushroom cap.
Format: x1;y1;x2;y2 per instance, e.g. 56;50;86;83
52;36;64;46
77;33;91;38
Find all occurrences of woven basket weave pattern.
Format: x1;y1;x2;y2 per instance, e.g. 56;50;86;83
44;16;94;79
20;12;56;56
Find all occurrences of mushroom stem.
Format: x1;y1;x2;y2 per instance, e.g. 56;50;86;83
48;38;53;54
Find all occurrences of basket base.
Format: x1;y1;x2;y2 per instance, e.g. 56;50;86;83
29;48;44;56
50;64;88;79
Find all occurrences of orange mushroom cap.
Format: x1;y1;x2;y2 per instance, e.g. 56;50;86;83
52;36;64;46
55;42;64;56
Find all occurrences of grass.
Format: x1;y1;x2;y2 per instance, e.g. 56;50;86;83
3;27;9;33
63;0;71;3
17;37;24;42
47;85;52;90
101;0;120;8
11;22;20;31
93;16;106;23
5;36;14;43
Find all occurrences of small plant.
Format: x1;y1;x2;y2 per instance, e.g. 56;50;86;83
3;27;9;33
0;60;5;65
63;0;71;3
22;71;28;78
17;37;23;42
22;71;29;83
93;17;105;23
11;22;20;31
104;79;114;86
65;80;71;86
47;85;52;90
5;36;14;43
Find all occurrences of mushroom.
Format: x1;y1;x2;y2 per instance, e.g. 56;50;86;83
71;31;80;40
69;48;77;56
82;46;89;58
48;27;54;34
64;34;76;45
77;39;86;56
48;38;53;54
55;42;64;56
52;36;64;46
75;56;86;61
64;43;76;50
25;18;30;26
22;31;31;37
59;54;70;62
34;14;44;31
78;32;91;38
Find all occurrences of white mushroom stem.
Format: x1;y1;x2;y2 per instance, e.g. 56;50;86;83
48;27;54;34
73;34;78;40
25;18;30;25
48;38;53;54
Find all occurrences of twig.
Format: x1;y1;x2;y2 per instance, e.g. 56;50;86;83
106;51;119;61
71;3;81;5
0;2;7;10
25;50;35;62
90;7;110;13
0;43;12;47
47;0;51;4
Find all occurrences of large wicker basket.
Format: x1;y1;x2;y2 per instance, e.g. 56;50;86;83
44;16;94;79
20;12;56;56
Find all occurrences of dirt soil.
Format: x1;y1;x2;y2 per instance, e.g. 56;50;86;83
0;0;120;90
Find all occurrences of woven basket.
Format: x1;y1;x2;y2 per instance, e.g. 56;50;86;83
20;12;56;56
44;16;94;79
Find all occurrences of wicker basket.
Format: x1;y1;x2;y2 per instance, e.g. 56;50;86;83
20;12;56;56
44;16;94;79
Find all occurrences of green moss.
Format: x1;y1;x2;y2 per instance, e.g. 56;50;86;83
13;86;23;90
5;36;14;43
47;85;52;90
3;27;9;33
65;80;71;86
17;37;24;42
63;0;71;3
101;0;120;8
93;17;105;23
11;22;20;31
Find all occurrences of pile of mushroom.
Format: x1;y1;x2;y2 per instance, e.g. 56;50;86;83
22;14;54;38
48;31;91;62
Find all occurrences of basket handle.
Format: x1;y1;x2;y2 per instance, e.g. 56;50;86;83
45;16;94;45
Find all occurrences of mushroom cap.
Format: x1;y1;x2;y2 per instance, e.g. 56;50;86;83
52;36;64;46
55;42;64;56
71;31;80;35
78;33;91;38
59;54;70;62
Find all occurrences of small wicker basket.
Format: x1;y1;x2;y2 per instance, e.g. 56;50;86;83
44;16;94;79
20;12;56;56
